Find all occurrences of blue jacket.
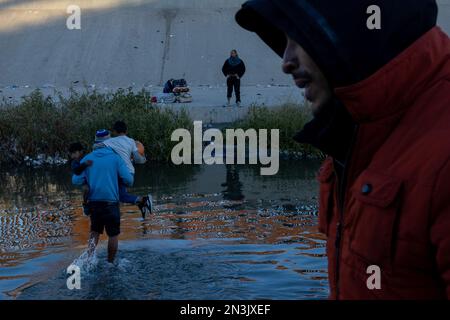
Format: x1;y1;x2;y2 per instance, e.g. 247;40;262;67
72;147;134;202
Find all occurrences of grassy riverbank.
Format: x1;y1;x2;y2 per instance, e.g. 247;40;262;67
231;103;324;159
0;89;192;165
0;90;323;166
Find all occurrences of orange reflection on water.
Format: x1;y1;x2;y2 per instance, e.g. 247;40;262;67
1;195;324;268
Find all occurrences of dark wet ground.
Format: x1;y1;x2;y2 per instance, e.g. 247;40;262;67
0;160;328;300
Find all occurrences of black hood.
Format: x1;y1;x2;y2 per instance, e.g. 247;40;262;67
235;0;438;163
236;0;438;88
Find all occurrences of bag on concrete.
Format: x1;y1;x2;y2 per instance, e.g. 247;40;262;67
154;93;176;103
172;79;187;88
173;86;190;93
177;93;193;103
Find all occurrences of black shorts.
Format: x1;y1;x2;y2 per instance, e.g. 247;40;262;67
88;202;121;237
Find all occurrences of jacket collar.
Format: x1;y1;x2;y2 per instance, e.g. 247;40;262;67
295;27;449;164
335;27;450;124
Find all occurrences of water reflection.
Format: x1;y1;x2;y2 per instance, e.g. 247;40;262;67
0;163;201;205
222;165;244;201
0;160;328;300
18;240;329;300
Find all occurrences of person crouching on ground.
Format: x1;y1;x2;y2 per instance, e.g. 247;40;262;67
96;122;153;219
72;132;134;263
222;49;246;107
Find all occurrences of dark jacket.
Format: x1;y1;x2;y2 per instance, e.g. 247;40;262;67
222;59;246;78
236;0;450;299
71;159;90;176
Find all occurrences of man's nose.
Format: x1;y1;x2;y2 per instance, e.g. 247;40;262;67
282;60;297;74
282;49;298;75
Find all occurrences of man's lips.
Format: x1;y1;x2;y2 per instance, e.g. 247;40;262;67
294;77;312;89
293;77;314;101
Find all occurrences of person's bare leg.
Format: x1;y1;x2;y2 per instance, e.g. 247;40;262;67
88;231;100;257
107;236;118;263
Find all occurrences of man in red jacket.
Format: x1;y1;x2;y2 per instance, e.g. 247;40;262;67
236;0;450;299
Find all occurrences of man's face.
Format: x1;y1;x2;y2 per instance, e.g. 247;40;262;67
282;36;333;116
231;51;237;57
112;129;126;137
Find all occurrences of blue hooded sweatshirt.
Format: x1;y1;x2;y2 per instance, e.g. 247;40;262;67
72;147;134;202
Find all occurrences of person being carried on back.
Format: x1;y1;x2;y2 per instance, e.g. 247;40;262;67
95;121;153;219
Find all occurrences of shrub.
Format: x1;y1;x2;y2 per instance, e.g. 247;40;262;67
0;89;192;164
230;103;324;159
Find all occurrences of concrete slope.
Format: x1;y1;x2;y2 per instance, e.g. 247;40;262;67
0;0;291;88
0;0;449;89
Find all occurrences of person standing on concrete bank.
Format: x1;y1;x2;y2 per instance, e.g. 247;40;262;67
222;49;246;107
236;0;450;299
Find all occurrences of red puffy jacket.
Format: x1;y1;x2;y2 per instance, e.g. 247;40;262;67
319;26;450;299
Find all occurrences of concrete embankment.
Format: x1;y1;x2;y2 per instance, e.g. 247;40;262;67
0;0;292;89
1;0;449;123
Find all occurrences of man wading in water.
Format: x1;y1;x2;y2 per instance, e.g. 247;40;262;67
236;0;450;299
72;131;134;263
222;49;246;107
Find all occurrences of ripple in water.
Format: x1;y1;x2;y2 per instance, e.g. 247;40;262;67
1;161;328;300
18;240;328;300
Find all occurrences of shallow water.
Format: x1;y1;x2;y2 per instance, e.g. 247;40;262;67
0;160;328;300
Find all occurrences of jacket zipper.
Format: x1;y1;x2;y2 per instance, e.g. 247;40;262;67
334;124;359;300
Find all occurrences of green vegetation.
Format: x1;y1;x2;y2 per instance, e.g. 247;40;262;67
0;89;192;165
231;103;325;159
0;91;323;166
